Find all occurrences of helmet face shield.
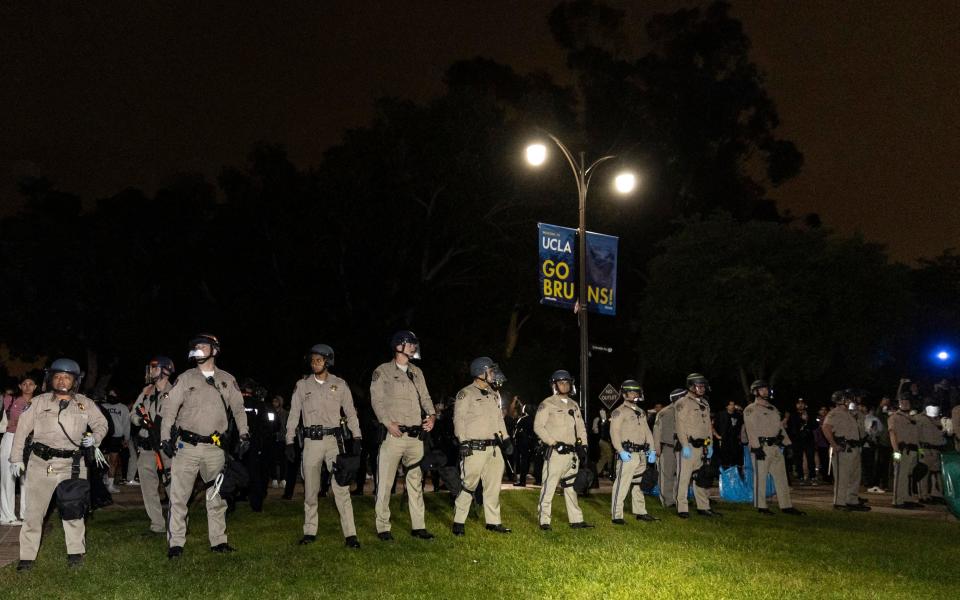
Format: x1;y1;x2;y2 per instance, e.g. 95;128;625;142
46;358;83;394
487;364;507;389
391;331;421;360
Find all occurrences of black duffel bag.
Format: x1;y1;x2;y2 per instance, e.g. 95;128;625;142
640;463;659;493
56;479;91;520
333;453;363;487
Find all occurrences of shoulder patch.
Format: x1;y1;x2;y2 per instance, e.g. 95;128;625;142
537;403;546;411
456;390;466;401
372;371;380;382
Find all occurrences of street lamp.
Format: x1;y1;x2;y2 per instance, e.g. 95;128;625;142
525;132;637;425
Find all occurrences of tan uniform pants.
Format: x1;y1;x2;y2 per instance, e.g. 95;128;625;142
676;449;710;512
303;437;356;537
375;434;425;533
831;447;862;506
454;445;504;525
136;445;167;532
537;450;582;525
752;447;792;509
919;450;942;499
611;454;648;519
658;443;678;508
167;442;227;548
20;456;87;560
891;449;918;505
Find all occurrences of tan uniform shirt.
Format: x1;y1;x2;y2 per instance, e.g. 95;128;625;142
609;402;653;452
917;415;946;448
370;361;434;427
675;392;711;447
286;374;360;444
131;382;168;439
743;401;792;448
159;367;249;441
11;393;109;459
823;406;859;442
534;394;586;446
888;411;919;446
653;403;676;448
453;384;507;442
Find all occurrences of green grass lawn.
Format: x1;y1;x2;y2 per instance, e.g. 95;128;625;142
1;489;957;599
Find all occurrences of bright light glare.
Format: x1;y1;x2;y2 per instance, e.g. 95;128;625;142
526;143;547;166
937;351;950;361
614;172;636;194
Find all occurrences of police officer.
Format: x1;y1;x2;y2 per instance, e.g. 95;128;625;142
822;390;870;511
888;394;922;509
286;344;362;548
160;334;250;558
130;356;175;534
370;331;436;541
653;388;684;508
609;380;659;524
451;357;513;536
675;374;719;518
917;403;946;503
743;380;804;516
11;358;109;571
534;370;593;530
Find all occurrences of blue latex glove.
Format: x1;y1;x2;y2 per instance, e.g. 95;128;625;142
647;450;657;464
706;444;714;459
681;446;692;460
81;433;96;448
618;450;632;462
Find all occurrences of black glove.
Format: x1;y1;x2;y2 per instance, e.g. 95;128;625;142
351;438;363;456
285;443;297;463
501;437;515;457
160;439;176;459
752;446;766;460
783;445;794;460
238;434;251;457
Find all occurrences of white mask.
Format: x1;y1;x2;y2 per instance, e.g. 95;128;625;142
847;402;857;411
925;405;940;418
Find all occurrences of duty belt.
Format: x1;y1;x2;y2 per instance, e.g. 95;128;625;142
305;426;341;440
179;429;217;445
919;443;941;450
135;437;154;450
760;435;784;446
461;439;497;451
32;442;80;460
688;437;711;448
837;437;863;450
622;442;650;452
552;442;575;454
898;443;919;452
398;425;423;438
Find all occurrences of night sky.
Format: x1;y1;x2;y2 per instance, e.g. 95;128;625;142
2;1;957;262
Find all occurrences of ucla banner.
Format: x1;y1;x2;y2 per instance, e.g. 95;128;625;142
538;223;618;316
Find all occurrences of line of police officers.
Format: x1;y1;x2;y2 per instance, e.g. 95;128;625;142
22;330;960;572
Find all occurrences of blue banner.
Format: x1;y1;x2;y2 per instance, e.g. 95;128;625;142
538;223;618;316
